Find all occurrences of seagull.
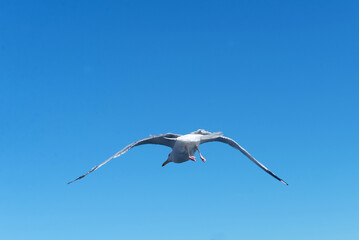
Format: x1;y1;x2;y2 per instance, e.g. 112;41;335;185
68;129;288;185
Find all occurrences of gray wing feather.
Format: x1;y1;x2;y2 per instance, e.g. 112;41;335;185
199;131;223;142
202;136;288;185
68;133;180;184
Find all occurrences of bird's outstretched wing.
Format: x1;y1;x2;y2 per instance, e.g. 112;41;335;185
201;136;288;185
68;133;181;184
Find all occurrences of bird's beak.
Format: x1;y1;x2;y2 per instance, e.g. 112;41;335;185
162;159;170;167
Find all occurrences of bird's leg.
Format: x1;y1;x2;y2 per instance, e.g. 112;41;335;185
188;155;196;161
196;146;206;163
186;145;196;161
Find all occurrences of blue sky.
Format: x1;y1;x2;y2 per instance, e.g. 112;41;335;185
1;0;358;239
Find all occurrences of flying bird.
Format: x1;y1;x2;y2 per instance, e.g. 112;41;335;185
68;129;288;185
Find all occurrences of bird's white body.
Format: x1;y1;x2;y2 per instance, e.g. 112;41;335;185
171;134;202;163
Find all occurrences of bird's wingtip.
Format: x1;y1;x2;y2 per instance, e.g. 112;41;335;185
281;180;288;186
67;179;77;184
67;175;85;184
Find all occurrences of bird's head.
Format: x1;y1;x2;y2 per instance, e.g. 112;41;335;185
162;152;173;167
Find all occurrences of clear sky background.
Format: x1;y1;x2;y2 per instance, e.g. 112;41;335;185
1;1;358;239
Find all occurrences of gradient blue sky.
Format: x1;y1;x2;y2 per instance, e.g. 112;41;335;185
1;1;358;239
